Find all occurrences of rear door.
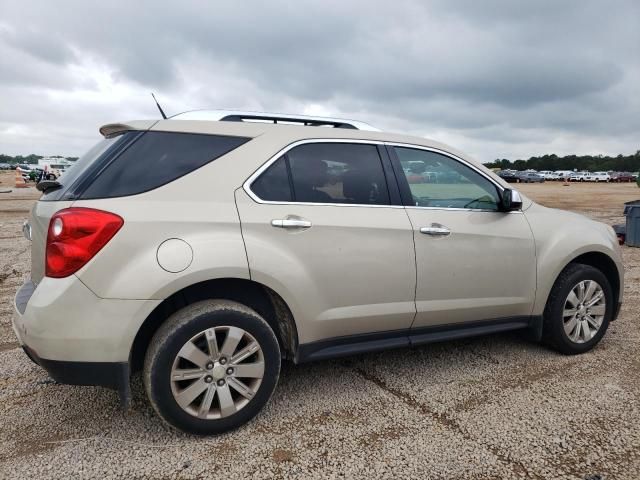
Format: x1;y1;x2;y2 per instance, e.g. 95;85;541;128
235;140;416;346
389;145;537;329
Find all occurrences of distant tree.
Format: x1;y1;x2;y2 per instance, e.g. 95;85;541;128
484;151;640;173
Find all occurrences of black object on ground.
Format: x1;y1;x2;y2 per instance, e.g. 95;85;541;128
612;224;625;245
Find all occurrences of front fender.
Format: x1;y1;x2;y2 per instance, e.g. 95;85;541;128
525;204;623;315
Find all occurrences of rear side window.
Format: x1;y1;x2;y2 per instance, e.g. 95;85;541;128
250;157;292;202
40;133;135;201
78;132;250;199
250;142;390;205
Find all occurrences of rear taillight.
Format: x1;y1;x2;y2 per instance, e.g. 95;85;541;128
45;207;124;278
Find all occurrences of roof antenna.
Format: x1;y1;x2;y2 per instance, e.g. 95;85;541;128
151;93;167;119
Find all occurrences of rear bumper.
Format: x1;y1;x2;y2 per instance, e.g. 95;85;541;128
12;276;158;406
12;275;160;363
22;344;128;391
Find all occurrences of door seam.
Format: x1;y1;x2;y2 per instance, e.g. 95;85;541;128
233;187;253;281
402;207;419;329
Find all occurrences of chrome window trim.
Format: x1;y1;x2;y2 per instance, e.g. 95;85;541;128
242;139;405;209
385;142;505;192
242;138;522;213
386;142;524;214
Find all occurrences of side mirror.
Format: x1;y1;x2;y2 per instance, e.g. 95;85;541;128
501;188;523;211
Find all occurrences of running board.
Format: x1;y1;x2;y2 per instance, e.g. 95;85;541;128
295;316;538;363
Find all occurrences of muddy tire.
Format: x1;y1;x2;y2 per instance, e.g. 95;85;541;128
543;264;613;355
144;300;281;435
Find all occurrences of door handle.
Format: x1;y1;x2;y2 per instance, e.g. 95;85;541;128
271;218;312;229
420;224;450;236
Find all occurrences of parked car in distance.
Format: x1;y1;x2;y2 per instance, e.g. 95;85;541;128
539;171;557;180
611;172;635;183
497;170;520;183
569;172;589;182
16;164;35;181
585;171;611;182
517;171;545;183
555;171;573;180
539;171;562;181
33;167;59;182
12;110;624;435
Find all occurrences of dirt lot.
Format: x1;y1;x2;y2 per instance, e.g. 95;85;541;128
0;172;639;479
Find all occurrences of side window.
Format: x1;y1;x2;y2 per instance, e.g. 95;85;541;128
394;147;500;211
79;132;250;199
250;157;292;201
287;143;390;205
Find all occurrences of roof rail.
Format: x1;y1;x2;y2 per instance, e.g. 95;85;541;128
169;110;379;131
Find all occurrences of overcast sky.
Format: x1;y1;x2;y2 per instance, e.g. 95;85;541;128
1;1;638;162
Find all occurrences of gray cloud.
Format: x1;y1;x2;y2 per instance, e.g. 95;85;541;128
0;0;638;161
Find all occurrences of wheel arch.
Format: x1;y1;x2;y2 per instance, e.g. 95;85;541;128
540;250;621;319
566;251;621;312
129;278;299;372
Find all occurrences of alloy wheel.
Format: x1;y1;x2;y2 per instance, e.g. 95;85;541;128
170;326;265;419
562;280;606;344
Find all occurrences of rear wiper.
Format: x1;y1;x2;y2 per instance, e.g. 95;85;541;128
36;180;63;193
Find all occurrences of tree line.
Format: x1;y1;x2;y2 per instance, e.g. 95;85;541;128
484;151;640;172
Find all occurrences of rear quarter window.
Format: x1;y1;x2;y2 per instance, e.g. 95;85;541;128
78;131;250;199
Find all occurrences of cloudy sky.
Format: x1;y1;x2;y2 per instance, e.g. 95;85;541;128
1;0;638;162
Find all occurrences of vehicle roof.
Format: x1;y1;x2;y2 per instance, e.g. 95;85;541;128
101;118;490;170
170;110;380;131
98;116;524;201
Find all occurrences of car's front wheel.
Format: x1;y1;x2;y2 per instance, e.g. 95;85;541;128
543;263;613;354
144;300;281;435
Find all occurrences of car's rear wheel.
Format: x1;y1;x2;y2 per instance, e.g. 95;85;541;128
144;300;281;435
543;263;612;354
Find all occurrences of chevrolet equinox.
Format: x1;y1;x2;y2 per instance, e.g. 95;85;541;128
13;111;623;434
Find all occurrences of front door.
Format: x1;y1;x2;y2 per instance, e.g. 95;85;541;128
236;141;417;346
390;145;537;329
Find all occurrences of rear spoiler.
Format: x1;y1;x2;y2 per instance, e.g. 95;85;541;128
99;120;158;138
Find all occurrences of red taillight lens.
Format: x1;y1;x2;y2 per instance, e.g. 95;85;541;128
45;207;124;278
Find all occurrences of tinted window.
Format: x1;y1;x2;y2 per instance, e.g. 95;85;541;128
286;143;389;205
250;157;292;201
395;147;500;211
79;132;250;199
40;133;135;201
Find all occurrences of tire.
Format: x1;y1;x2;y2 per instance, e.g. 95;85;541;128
144;300;281;435
542;263;613;354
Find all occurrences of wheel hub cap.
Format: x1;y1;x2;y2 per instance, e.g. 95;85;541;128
562;280;606;344
169;326;265;420
211;364;226;380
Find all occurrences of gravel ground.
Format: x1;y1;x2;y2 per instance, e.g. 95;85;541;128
0;176;639;479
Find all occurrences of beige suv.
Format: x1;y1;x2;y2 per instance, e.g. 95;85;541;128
13;111;623;434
